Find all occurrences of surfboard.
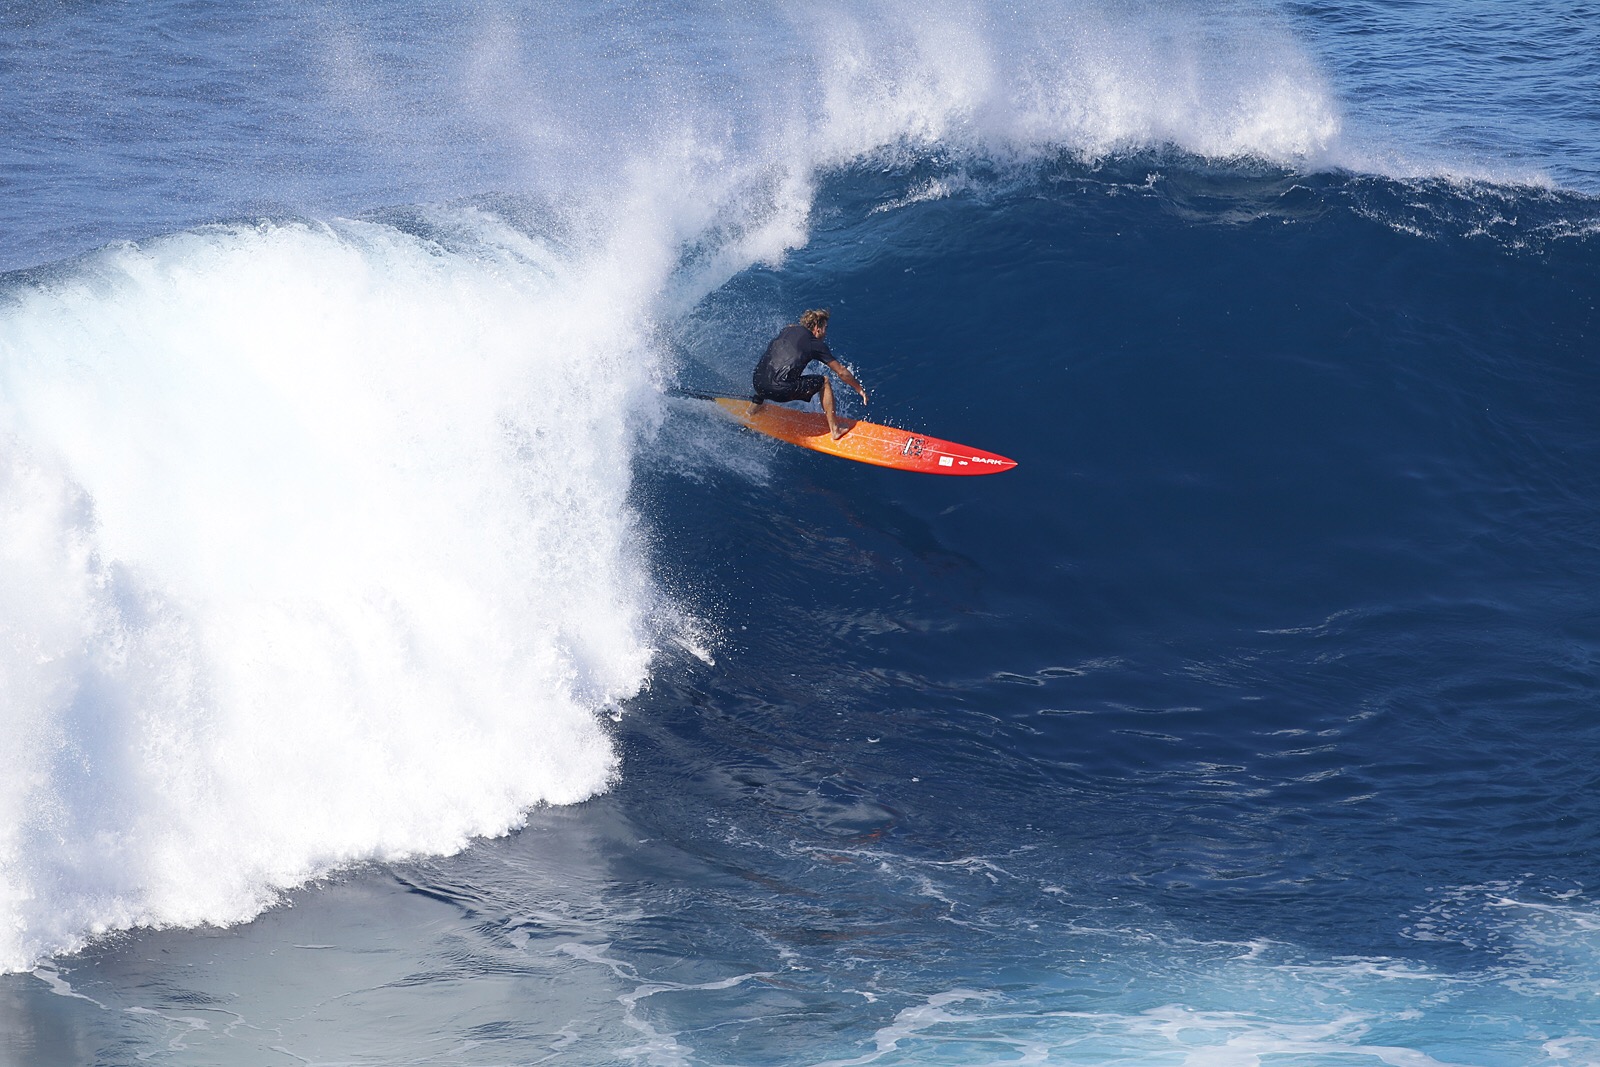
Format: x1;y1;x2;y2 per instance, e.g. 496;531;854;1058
696;395;1017;476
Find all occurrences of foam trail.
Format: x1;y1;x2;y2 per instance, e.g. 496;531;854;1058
0;215;663;972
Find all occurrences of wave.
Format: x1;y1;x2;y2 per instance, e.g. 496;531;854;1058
4;0;1596;978
5;149;1596;980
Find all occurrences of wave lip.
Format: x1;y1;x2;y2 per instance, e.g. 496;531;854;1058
0;215;661;973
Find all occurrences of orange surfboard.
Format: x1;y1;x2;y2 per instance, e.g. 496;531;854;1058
702;395;1016;476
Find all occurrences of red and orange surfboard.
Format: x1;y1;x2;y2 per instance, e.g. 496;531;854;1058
705;396;1016;476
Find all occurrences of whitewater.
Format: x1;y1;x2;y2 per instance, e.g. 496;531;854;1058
3;1;1598;1063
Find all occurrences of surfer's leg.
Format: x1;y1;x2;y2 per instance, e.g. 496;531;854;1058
820;377;844;439
749;370;765;415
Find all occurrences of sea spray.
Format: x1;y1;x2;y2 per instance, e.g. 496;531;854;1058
0;216;660;971
3;0;1360;272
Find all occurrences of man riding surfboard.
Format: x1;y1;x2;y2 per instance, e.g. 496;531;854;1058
750;309;868;440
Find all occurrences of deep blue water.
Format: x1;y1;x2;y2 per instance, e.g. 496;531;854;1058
3;2;1599;1065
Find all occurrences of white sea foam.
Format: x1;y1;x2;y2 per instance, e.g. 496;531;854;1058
800;927;1600;1066
0;215;672;972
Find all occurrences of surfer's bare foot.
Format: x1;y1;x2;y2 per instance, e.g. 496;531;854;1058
830;422;847;440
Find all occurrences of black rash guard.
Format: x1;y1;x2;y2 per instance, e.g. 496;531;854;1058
752;324;833;403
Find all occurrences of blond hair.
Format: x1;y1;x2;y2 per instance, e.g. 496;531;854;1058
798;308;831;331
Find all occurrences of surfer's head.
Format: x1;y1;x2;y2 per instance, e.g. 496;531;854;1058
799;308;830;338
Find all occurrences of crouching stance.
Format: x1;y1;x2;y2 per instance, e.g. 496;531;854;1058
751;308;868;440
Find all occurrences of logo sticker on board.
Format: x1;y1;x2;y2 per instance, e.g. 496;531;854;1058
902;437;926;458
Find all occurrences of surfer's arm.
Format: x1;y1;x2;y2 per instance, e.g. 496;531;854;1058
825;359;869;405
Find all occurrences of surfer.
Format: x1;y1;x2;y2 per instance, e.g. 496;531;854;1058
750;309;868;440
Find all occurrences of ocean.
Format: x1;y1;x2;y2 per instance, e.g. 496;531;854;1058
2;2;1598;1064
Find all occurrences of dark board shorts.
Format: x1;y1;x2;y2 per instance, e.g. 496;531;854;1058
752;372;825;404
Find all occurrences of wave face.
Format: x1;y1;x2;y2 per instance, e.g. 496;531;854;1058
3;0;1600;1062
630;162;1600;1066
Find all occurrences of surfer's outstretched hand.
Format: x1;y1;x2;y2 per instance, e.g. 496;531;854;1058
857;386;870;406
